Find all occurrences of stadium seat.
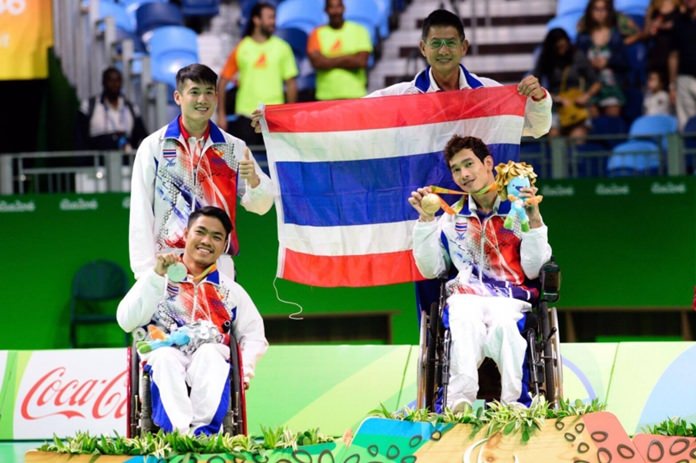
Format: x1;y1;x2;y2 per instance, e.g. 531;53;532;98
148;26;199;89
120;0;167;29
556;0;588;16
345;0;381;45
275;27;309;62
607;139;660;176
629;114;678;151
373;0;392;38
546;12;583;42
180;0;220;17
276;0;326;35
97;0;135;33
69;260;129;348
136;2;184;38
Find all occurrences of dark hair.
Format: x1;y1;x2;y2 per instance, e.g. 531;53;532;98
535;28;575;77
102;66;122;85
176;63;217;91
325;0;343;9
443;135;491;164
188;206;233;236
244;1;275;37
579;0;618;33
421;9;465;41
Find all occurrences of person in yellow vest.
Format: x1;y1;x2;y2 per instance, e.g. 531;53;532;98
217;2;298;145
307;0;373;100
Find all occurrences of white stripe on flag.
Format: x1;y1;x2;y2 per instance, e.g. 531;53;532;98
264;115;524;163
279;221;417;256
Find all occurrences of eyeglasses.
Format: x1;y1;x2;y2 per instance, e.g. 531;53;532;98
426;38;461;49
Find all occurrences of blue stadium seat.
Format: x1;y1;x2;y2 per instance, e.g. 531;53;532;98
275;27;309;61
180;0;220;17
546;12;582;42
556;0;588;16
97;0;135;33
120;0;167;30
276;0;326;34
136;2;184;38
607;139;660;176
373;0;392;38
344;0;389;40
148;26;199;89
629;114;678;151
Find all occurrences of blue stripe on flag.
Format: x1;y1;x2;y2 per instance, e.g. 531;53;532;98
278;143;519;227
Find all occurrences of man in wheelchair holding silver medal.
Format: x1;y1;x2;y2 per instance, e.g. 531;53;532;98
117;206;267;436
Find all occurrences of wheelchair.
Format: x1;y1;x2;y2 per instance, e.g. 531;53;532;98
416;259;563;411
126;332;247;437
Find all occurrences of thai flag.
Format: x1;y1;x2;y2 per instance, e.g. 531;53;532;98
261;86;526;287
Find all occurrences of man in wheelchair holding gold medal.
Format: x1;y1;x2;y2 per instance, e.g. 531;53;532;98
408;135;558;412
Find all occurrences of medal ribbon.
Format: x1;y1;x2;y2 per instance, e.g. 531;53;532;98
427;183;498;215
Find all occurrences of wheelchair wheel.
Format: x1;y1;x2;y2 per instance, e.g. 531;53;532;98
223;333;246;435
417;301;440;411
127;345;140;438
544;307;563;405
139;370;158;434
416;306;429;409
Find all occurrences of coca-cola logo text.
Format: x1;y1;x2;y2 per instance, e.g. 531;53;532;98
21;367;128;420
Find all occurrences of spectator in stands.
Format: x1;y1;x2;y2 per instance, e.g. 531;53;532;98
217;1;298;146
118;206;267;435
77;67;147;151
576;0;632;118
408;135;552;410
130;64;274;281
533;28;601;138
307;0;373;100
643;0;682;80
643;69;673;115
668;0;696;130
577;0;643;45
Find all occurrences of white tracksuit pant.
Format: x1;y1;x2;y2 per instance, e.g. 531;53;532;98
147;343;230;433
446;294;530;407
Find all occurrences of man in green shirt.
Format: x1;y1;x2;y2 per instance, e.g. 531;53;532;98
307;0;373;100
217;1;298;145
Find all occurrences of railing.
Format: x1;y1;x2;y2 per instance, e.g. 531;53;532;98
0;135;693;195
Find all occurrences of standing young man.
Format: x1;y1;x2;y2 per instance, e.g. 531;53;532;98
118;206;267;435
129;64;274;280
307;0;373;100
217;1;298;145
408;135;552;410
367;9;551;139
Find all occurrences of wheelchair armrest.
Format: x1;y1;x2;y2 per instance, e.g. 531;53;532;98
540;258;561;303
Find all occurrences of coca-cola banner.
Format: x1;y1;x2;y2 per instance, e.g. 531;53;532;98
6;349;127;439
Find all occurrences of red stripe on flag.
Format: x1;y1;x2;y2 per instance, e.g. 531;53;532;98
281;248;427;287
265;86;525;133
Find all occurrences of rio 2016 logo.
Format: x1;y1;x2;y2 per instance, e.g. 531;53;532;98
0;0;25;15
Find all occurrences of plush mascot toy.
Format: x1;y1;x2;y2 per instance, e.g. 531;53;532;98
494;161;543;232
136;325;190;354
